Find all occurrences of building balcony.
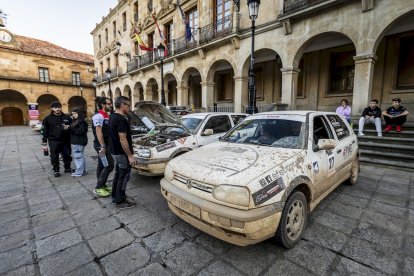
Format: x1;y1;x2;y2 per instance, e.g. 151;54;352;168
279;0;348;20
126;14;237;74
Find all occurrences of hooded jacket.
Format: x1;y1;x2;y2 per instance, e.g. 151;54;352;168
42;112;72;143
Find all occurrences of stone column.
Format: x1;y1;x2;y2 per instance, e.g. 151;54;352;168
164;90;169;106
201;82;215;111
352;54;377;117
280;67;300;110
233;76;248;113
177;86;189;107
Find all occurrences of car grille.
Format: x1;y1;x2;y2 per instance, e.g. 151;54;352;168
174;173;214;193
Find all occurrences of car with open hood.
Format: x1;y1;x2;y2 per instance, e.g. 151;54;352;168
160;111;359;247
131;101;248;176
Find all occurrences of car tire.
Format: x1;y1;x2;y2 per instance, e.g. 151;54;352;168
347;156;359;186
275;191;308;249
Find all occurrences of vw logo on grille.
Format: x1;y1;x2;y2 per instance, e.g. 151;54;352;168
186;178;192;189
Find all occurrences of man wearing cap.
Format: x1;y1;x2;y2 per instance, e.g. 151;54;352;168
42;101;72;177
382;98;409;132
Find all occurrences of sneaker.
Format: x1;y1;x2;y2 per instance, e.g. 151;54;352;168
54;171;61;177
64;168;73;173
116;200;136;209
384;125;393;132
377;133;382;137
71;173;83;177
396;126;402;132
93;188;110;197
358;132;365;136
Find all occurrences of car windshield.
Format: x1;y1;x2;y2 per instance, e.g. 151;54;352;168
221;117;305;149
180;117;203;134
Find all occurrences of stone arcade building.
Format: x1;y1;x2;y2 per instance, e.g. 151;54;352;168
92;0;413;121
0;28;95;126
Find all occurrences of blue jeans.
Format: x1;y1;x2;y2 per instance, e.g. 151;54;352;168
71;144;86;175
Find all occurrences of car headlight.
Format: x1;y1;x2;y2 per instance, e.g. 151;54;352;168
212;185;250;207
137;148;151;158
164;164;174;182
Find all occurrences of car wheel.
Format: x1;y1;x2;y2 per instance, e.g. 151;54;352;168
347;156;359;185
275;191;308;248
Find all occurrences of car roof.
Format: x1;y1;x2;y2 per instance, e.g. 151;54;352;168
253;111;337;116
181;112;248;119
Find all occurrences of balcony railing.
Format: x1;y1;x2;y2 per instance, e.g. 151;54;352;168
123;14;235;73
173;29;198;55
199;14;233;45
283;0;329;14
110;68;118;79
207;104;234;113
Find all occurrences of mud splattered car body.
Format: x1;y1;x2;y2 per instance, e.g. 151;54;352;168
160;111;359;247
132;101;247;176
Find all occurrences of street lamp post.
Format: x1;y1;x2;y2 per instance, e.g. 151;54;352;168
246;0;260;115
105;68;112;101
157;43;166;106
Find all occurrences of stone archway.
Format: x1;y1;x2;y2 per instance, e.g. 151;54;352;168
0;89;28;125
114;87;121;98
164;73;177;106
292;32;356;111
37;94;59;121
206;59;235;112
146;78;159;102
241;48;283;112
101;91;106;97
68;96;87;116
181;67;202;109
133;82;144;105
1;107;24;125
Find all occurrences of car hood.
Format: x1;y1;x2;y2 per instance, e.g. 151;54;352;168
133;101;189;132
170;142;304;186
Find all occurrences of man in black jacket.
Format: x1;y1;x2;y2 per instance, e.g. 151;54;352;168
42;101;72;177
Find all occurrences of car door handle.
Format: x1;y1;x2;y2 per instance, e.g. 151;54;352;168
337;149;342;153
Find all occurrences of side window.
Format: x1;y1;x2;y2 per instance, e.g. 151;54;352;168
326;115;350;140
313;116;334;145
231;115;247;125
203;115;231;134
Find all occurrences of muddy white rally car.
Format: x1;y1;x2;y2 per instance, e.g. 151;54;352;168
131;101;247;176
160;111;359;247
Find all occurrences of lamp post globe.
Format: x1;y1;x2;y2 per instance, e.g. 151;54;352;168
157;43;166;106
246;0;260;115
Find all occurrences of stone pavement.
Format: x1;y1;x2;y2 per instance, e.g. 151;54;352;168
0;126;413;276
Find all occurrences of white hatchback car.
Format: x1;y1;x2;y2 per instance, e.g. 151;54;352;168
131;101;247;176
160;111;359;248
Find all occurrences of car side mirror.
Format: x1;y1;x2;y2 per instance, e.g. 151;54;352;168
201;129;214;136
314;139;336;152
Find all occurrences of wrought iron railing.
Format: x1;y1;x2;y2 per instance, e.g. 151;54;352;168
127;59;139;72
139;52;153;67
134;14;138;22
173;29;198;55
110;68;118;79
207;104;235;113
199;14;233;45
283;0;329;14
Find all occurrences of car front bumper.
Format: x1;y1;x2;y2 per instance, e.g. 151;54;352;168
160;178;284;246
132;157;169;176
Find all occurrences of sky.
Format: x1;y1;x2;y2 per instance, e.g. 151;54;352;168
0;0;118;54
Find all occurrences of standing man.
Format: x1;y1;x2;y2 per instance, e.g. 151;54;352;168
358;99;382;137
42;101;72;177
92;97;114;197
382;98;409;132
109;96;137;209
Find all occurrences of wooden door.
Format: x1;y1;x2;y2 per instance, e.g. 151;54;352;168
2;107;24;125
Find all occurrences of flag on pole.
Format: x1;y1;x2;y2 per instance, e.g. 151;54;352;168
151;13;168;56
131;21;154;52
177;0;192;41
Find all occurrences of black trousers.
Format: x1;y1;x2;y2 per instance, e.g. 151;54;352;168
111;154;131;204
384;115;407;126
94;146;114;189
48;141;72;172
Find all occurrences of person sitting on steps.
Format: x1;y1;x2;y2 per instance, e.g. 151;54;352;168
382;98;409;133
358;99;382;137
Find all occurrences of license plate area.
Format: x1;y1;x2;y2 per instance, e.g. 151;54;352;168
169;194;201;219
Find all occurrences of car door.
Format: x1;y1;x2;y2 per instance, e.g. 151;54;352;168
197;114;232;146
325;114;356;181
309;114;339;197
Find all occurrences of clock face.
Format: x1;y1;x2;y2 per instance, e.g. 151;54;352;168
0;30;12;43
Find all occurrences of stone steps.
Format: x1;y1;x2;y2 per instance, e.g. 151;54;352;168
353;122;414;171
